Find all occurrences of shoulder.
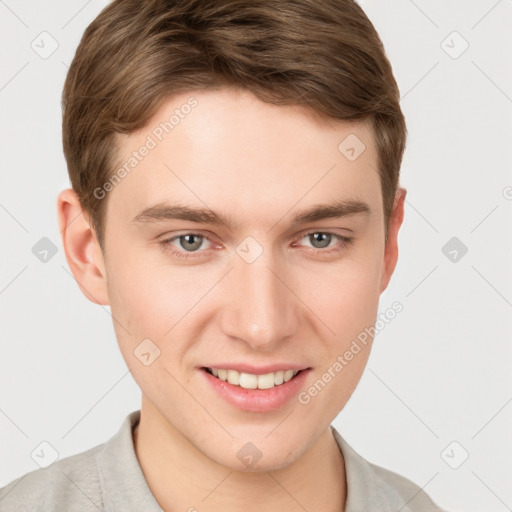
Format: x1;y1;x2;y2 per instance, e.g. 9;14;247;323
0;442;105;512
330;426;449;512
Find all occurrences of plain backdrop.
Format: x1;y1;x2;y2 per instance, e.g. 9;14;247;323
1;1;511;511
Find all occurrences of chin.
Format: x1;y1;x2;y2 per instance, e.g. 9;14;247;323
200;433;306;473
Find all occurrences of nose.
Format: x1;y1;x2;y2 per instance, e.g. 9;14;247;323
218;248;299;351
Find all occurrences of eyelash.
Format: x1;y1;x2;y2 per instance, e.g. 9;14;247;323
159;231;353;260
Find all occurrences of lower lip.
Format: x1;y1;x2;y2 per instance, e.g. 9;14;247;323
199;368;312;412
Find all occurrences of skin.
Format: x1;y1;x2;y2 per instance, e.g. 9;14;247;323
57;86;406;512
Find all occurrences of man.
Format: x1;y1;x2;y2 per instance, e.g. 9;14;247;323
0;0;447;510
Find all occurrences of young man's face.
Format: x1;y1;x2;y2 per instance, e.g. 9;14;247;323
63;87;404;471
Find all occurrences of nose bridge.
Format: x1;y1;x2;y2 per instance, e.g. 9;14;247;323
220;246;298;349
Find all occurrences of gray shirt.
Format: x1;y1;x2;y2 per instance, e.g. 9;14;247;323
0;410;447;511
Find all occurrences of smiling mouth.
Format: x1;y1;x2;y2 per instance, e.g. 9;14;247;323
201;367;308;390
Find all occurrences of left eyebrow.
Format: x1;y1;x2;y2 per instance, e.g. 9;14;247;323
130;199;371;229
290;199;371;224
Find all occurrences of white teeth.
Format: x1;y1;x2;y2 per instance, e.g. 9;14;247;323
239;372;258;389
207;368;300;389
283;369;295;382
257;372;275;390
227;369;240;385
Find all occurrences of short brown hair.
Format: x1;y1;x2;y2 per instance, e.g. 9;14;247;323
62;0;406;252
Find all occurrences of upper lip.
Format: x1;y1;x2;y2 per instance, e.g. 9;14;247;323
200;364;311;375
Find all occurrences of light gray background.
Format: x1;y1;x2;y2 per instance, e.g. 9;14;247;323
1;1;511;511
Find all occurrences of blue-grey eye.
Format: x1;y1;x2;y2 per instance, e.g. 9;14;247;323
307;232;333;249
178;234;204;251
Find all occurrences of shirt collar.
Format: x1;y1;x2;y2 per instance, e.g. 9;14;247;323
330;425;396;511
97;409;163;511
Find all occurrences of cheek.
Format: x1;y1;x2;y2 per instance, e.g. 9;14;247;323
104;248;175;349
297;261;382;418
106;243;184;319
105;248;221;358
300;245;383;335
104;255;196;391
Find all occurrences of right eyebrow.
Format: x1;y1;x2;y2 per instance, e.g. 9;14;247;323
131;204;233;228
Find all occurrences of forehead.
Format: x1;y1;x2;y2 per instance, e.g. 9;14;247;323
106;87;381;231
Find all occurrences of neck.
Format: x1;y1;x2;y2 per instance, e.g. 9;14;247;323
133;398;347;512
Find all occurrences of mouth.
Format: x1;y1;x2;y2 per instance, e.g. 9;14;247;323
201;367;309;390
199;366;313;412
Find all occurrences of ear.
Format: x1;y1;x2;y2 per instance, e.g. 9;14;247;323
380;187;406;293
57;188;110;305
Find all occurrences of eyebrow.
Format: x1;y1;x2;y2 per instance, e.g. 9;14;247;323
131;199;370;230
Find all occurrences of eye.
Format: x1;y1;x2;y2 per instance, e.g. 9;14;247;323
297;231;353;253
159;233;212;259
159;231;353;260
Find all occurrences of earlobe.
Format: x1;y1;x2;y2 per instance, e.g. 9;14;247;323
380;187;406;293
57;188;110;305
